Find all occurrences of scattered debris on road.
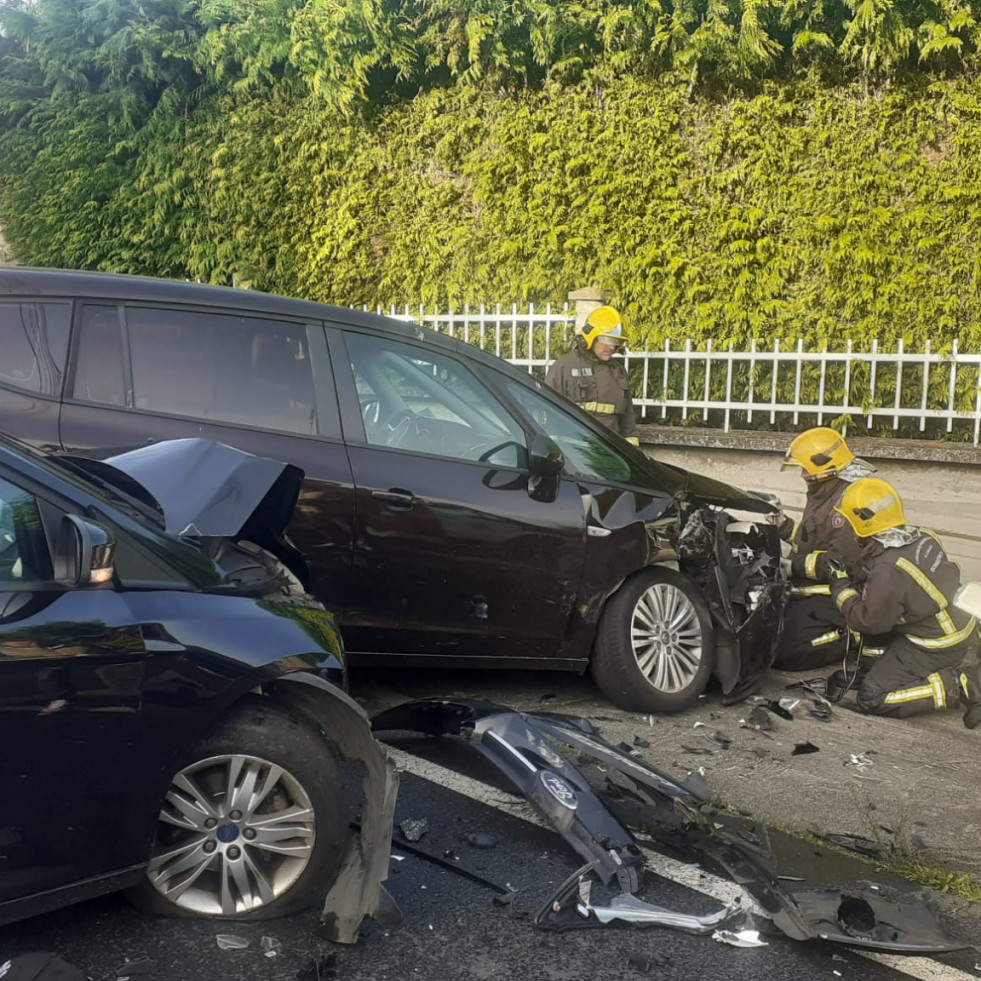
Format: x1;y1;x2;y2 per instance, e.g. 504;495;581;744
373;698;970;955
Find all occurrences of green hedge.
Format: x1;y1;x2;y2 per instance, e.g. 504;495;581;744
4;72;981;355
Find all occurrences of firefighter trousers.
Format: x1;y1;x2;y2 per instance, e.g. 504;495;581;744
773;593;848;671
857;633;977;718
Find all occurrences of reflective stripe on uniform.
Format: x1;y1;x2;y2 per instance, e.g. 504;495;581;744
894;556;971;648
906;616;977;649
861;644;883;657
804;551;824;580
884;676;945;708
810;630;841;647
577;401;616;415
790;584;831;597
625;436;640;446
835;587;859;609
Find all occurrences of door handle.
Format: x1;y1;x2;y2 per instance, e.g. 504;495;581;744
371;489;418;509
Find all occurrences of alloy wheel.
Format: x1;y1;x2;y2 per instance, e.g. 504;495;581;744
146;753;317;915
631;582;704;693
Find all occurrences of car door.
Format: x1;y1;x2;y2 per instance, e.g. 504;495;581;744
57;302;356;613
330;327;587;662
0;297;71;451
0;470;149;903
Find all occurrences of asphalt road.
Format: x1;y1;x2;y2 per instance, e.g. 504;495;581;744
3;668;980;981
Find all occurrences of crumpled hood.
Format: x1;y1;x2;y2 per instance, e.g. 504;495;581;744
62;438;304;539
679;467;778;514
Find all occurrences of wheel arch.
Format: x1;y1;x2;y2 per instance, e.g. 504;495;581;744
265;672;399;943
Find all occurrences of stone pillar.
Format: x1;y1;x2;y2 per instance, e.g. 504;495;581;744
0;227;16;265
567;286;613;332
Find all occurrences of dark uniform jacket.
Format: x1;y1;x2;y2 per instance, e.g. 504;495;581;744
545;347;637;439
789;477;861;581
831;529;975;650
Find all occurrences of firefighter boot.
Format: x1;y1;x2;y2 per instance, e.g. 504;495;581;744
959;666;981;730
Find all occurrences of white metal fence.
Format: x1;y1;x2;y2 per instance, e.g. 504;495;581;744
369;304;981;445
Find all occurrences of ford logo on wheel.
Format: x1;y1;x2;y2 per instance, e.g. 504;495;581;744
540;771;577;809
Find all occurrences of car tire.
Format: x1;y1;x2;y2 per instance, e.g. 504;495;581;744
591;567;715;714
127;697;350;920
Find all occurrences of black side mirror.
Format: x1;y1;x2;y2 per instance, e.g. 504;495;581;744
53;514;115;587
527;434;563;503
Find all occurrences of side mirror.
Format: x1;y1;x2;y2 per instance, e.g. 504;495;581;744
527;434;563;503
54;514;115;587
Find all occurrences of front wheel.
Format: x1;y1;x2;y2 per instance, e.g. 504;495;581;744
591;567;715;714
128;698;350;920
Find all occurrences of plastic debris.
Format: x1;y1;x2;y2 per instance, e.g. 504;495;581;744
741;706;773;731
399;817;429;842
465;832;498;849
705;730;732;749
778;697;801;713
792;741;820;755
261;936;282;958
215;935;249;950
845;752;875;770
633;735;651;749
712;929;768;947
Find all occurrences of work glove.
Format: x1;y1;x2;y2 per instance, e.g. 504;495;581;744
827;557;849;583
780;555;793;579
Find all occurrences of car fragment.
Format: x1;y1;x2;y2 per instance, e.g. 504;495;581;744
372;698;970;954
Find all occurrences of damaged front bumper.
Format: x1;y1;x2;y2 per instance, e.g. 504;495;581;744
373;698;968;954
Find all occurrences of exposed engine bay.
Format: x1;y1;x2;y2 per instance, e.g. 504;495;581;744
646;500;788;702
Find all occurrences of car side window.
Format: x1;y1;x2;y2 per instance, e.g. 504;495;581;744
0;475;53;583
73;305;128;405
343;332;525;463
503;380;635;483
0;301;71;396
125;307;318;435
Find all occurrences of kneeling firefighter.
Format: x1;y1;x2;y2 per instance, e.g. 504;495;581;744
773;427;875;671
545;306;639;445
829;477;981;728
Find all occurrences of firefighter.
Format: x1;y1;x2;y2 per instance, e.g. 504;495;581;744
829;477;981;727
773;428;876;671
545;306;639;445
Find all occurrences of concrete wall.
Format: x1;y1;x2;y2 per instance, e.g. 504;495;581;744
637;425;981;582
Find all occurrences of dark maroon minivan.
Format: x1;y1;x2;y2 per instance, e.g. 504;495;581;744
0;267;786;713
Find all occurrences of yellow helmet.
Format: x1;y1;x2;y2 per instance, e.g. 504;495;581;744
835;478;906;537
782;427;854;481
580;306;626;350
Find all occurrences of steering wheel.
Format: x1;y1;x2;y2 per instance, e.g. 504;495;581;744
383;409;416;447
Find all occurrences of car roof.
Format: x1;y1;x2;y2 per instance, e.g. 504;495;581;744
0;265;526;377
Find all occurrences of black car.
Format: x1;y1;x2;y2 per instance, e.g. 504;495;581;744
0;433;394;935
0;267;786;713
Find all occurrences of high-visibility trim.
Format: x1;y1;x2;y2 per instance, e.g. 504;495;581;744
790;584;831;597
835;587;859;610
577;401;616;415
625;436;640;446
810;630;841;647
896;557;948;609
860;645;884;657
929;672;947;709
884;683;935;705
805;551;825;579
906;616;977;649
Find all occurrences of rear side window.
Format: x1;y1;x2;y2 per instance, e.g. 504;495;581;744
0;301;70;396
74;304;319;436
